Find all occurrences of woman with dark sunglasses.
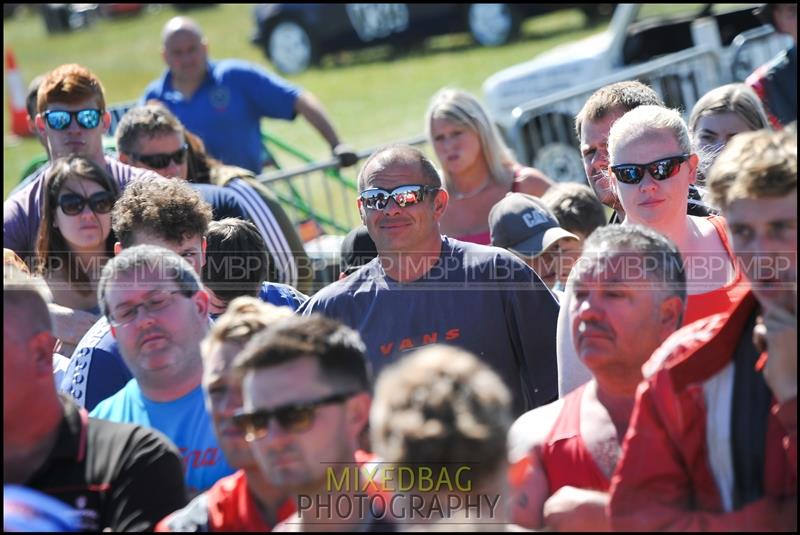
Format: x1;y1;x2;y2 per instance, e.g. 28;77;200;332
426;88;554;245
35;156;120;356
607;105;747;326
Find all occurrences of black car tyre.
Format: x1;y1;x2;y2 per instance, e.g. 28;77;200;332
468;4;520;47
267;20;314;74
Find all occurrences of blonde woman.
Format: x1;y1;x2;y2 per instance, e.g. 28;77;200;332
426;88;554;244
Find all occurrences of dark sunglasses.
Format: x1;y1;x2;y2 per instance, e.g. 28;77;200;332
610;154;689;185
232;391;356;442
58;191;115;216
359;184;439;211
43;109;102;131
131;145;188;169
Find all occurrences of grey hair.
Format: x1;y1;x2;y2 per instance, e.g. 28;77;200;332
607;106;692;164
426;88;516;188
580;224;687;324
115;104;185;156
97;244;202;319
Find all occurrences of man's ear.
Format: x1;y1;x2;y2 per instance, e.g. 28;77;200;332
357;198;366;225
659;295;685;339
432;188;448;219
193;288;210;318
114;242;122;255
200;237;208;269
346;392;372;443
32;331;57;377
34;114;47;138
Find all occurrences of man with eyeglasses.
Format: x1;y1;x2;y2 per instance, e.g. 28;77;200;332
298;145;559;416
156;297;296;531
115;103;310;293
4;266;189;531
4;64;161;260
89;245;236;495
232;314;375;530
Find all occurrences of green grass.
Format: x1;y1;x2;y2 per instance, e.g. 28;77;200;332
4;4;608;203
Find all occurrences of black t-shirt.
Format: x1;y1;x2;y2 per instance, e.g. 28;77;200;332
25;396;188;531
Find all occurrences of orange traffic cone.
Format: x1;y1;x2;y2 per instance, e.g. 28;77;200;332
6;48;32;137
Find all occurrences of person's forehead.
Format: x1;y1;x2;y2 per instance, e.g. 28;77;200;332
726;191;798;223
105;270;179;303
43;97;100;112
582;109;625;142
59;176;105;195
244;356;330;406
136;132;184;151
611;130;681;160
363;159;424;188
165;28;203;49
129;231;202;252
203;341;243;382
574;248;649;281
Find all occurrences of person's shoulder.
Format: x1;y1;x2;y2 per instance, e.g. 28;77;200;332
143;69;170;96
447;237;533;272
155;490;210;532
88;409;178;455
513;165;554;194
508;396;567;463
260;281;309;310
301;261;380;310
89;379;137;417
104;155;163;182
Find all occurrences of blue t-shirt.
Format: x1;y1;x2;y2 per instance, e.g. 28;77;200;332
60;282;308;411
142;60;301;173
90;382;234;495
298;237;560;416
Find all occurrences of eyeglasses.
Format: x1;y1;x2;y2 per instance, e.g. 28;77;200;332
43;109;102;131
610;154;689;185
359;185;439;211
130;145;188;169
108;290;186;327
232;392;357;442
58;191;115;216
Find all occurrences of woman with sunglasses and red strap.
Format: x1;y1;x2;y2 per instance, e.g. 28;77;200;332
34;156;120;356
606;105;748;326
426;88;554;245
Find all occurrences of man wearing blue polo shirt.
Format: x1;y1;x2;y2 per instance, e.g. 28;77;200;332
142;16;357;174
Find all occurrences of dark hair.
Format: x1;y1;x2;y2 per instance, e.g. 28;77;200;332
541;183;607;238
234;314;371;393
339;225;377;275
97;244;202;319
112;176;212;247
35;156;119;288
203;218;276;305
184;130;223;184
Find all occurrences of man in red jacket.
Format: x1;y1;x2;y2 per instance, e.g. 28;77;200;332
609;127;796;530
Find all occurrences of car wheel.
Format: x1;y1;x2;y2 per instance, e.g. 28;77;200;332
533;142;585;184
267;20;314;74
468;4;520;47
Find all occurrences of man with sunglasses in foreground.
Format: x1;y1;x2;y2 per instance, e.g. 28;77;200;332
4;64;161;259
232;314;376;531
89;245;236;495
299;145;559;416
609;126;797;530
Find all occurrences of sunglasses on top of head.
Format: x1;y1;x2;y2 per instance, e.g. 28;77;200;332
130;144;189;169
610;154;690;185
43;109;103;131
231;391;357;442
57;191;115;216
358;184;439;211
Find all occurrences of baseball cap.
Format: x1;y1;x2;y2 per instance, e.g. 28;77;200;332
489;193;579;257
339;226;378;275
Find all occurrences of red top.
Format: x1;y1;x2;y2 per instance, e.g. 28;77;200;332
540;383;610;493
207;470;295;532
455;178;523;246
683;215;749;326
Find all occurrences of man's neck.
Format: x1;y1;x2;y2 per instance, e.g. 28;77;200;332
244;467;289;527
139;366;203;403
4;398;63;485
171;71;206;99
379;235;444;283
591;379;637;439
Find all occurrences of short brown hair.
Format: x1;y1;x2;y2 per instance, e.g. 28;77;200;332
370;345;512;486
541;183;607;238
574;80;663;140
112;176;212;247
708;128;797;210
37;64;106;113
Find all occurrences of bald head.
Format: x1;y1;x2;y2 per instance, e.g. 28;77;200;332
4;268;52;340
357;145;442;191
162;16;205;45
